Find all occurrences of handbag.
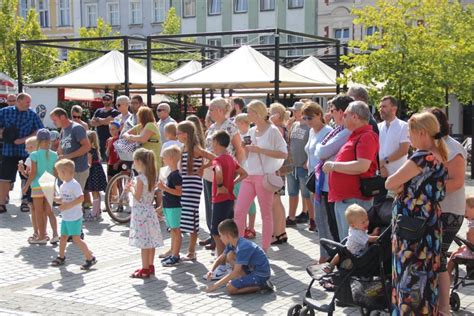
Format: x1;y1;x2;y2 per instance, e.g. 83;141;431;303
255;134;284;193
306;169;316;193
354;137;386;197
113;138;141;161
395;214;427;241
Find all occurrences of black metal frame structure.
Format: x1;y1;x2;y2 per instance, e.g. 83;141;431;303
17;28;342;107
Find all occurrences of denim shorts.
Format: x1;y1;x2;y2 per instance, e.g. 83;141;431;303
286;167;310;199
230;271;269;289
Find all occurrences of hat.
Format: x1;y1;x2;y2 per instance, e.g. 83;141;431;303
289;101;305;111
36;128;51;141
49;130;60;142
110;121;121;129
102;93;113;100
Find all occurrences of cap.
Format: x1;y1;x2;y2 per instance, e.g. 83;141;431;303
102;93;113;100
288;101;305;111
36;128;51;141
110;121;121;129
49;130;60;142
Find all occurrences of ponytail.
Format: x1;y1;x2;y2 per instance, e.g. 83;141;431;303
435;138;448;162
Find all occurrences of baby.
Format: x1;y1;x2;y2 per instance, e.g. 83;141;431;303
447;196;474;273
323;204;380;273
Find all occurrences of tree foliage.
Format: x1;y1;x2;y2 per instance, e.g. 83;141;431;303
0;0;60;83
341;0;474;110
61;18;121;73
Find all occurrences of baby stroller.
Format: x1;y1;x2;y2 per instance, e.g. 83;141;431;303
449;235;474;312
288;199;393;316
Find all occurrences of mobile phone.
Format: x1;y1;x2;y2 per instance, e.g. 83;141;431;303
243;136;251;145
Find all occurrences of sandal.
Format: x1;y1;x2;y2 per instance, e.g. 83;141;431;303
27;234;38;242
181;252;197;262
51;256;66;267
130;268;150;278
158;249;172;258
80;257;97;270
20;202;30;213
244;228;256;239
271;233;288;245
322;263;335;274
149;265;155;275
0;205;7;214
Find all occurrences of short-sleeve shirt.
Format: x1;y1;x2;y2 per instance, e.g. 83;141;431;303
130;122;161;170
160;140;183;157
0;106;43;157
163;170;182;208
29;149;58;189
158;116;177;143
378;118;409;176
346;227;369;256
115;112;131;130
60;122;89;172
93;107;120;142
329;125;379;202
106;136;120;165
305;125;333;171
289;121;311;167
59;178;83;221
205;119;239;158
224;237;271;278
212;153;240;203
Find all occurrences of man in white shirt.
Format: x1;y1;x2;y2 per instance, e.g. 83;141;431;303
377;96;410;178
156;103;176;142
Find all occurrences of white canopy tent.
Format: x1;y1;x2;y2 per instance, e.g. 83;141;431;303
290;56;337;85
167;60;202;80
28;50;171;90
155;45;331;90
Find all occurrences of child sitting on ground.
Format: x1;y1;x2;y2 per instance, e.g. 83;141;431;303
323;204;380;274
205;219;273;294
51;159;96;269
157;145;183;267
447;196;474;273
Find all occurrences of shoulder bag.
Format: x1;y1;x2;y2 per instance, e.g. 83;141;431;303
354;137;386;197
395;214;427;241
255;130;284;193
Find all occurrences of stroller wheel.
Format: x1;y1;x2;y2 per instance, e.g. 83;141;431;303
299;306;315;316
287;304;302;316
450;292;461;311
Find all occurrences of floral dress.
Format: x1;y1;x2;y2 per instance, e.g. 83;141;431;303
392;150;447;315
129;174;163;249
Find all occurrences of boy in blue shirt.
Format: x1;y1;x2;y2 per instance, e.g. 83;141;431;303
205;219;273;294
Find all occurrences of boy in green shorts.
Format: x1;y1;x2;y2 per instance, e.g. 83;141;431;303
51;159;96;270
157;145;183;267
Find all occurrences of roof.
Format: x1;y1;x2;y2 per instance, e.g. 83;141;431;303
28;50;171;89
290;56;337;85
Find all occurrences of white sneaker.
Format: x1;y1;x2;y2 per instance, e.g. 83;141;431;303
203;264;232;281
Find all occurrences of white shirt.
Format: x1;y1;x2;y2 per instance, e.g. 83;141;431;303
346;227;369;256
160;140;183;157
378;118;409;176
246;125;287;175
59;179;83;221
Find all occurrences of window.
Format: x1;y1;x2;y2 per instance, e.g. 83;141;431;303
334;28;350;42
207;38;222;60
233;36;248;46
366;26;379;36
153;0;170;22
208;0;221;15
183;0;196;17
57;0;71;26
260;0;275;11
107;2;120;26
287;35;303;56
259;35;275;57
85;3;98;27
234;0;248;13
288;0;303;9
37;0;49;28
129;0;142;24
19;0;34;18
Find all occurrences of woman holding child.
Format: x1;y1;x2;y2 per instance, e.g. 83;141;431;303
386;112;448;315
234;100;288;252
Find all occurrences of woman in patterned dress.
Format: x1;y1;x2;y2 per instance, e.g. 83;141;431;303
386;112;448;315
177;121;215;261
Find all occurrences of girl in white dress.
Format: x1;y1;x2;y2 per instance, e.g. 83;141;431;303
127;148;163;278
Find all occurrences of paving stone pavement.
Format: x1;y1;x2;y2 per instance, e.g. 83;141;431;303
0;174;473;315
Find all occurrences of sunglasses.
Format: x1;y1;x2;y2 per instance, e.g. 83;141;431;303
102;98;112;101
157;109;165;112
302;115;314;121
72;115;82;119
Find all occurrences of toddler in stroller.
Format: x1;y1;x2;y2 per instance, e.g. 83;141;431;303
288;201;392;316
446;197;474;311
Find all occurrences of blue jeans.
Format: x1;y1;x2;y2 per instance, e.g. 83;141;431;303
286;167;310;199
315;193;334;258
334;198;373;240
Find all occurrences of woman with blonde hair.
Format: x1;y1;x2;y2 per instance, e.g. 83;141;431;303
386;112;448;315
234;100;287;252
123;107;161;170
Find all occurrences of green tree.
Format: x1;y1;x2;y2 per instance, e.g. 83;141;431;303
0;0;60;82
341;0;474;110
62;18;121;72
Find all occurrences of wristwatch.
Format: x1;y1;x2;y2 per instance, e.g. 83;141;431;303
384;157;390;165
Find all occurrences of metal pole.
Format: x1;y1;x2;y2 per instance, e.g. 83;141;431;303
16;41;23;93
274;31;280;102
336;43;341;94
184;95;189;119
124;37;130;96
146;37;152;106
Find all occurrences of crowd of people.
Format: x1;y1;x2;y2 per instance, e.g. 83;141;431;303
0;87;473;314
